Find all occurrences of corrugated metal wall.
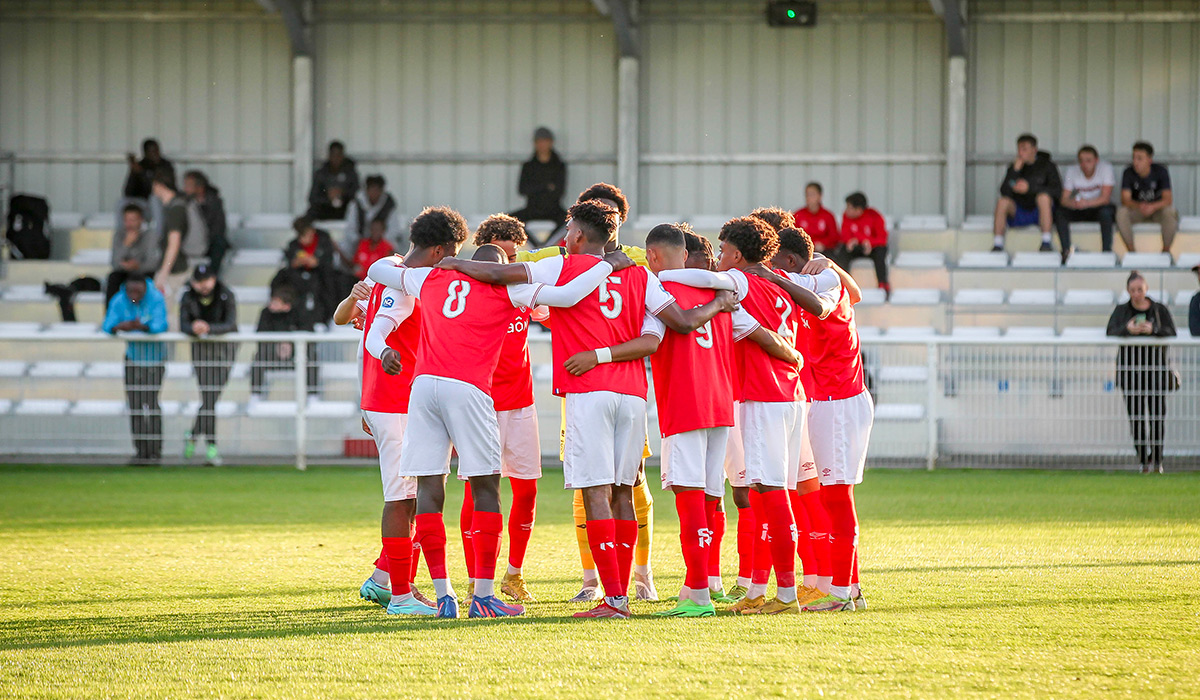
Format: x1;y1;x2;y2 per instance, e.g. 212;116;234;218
967;0;1200;215
313;2;617;218
0;0;292;215
640;1;945;220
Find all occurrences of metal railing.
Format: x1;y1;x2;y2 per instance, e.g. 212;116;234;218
0;331;1197;471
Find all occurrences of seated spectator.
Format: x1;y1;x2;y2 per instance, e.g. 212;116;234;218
1054;145;1116;260
180;264;237;467
272;216;337;327
342;173;403;267
1117;141;1178;253
353;219;395;279
307;140;360;220
835;192;890;299
123;138;176;201
102;273;169;466
793;181;841;253
107;203;162;309
1189;265;1200;337
151;170;191;316
509;126;568;246
249;284;319;400
183;170;229;276
992;133;1061;253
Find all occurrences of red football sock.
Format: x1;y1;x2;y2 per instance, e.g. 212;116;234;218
409;540;422;584
801;489;833;577
615;518;639;595
762;489;797;588
674;490;709;590
820;484;858;589
748;490;771;585
381;537;412;596
373;546;389;573
586;518;621;598
460;482;476;579
413;512;449;580
472;510;503;583
852;548;860;585
789;490;816;578
507;478;538;569
736;505;755;580
706;499;726;578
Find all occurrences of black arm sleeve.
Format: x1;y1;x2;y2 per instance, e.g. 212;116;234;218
999;166;1018;198
1189;295;1200;337
553;159;567;196
1106;304;1131;337
518;161;535;197
180;293;198;336
208;291;239;335
1153;303;1177;338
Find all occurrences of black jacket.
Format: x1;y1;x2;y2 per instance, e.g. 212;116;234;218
123;158;177;200
1106;299;1176;391
180;282;238;336
1000;150;1062;210
308;159;361;208
518;151;567;210
197;186;228;245
1189;292;1200;337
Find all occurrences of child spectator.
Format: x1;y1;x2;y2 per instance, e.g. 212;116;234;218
250;284;319;401
353;219;396;280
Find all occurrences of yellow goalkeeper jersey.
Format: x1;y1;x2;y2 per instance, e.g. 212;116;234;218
516;244;649;269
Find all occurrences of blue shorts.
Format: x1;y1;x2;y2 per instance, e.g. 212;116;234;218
1007;206;1040;228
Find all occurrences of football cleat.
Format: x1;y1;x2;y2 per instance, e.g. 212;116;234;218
569;583;603;603
728;595;766;614
717;584;748;604
797;585;827;607
573;601;631;619
359;578;391;608
468;595;526;618
501;573;535;603
803;594;856;612
436;595;459;618
204;443;223;467
410;585;435;608
853;589;867;611
633;573;659;601
757;597;800;615
651;599;715;618
386;595;437;616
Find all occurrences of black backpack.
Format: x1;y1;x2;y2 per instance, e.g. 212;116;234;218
6;194;51;260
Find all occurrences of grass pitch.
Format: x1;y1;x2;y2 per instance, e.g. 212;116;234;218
0;465;1197;699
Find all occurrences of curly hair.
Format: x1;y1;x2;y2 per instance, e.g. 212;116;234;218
684;230;716;269
409;206;469;250
749;206;796;233
719;216;779;264
576;182;629;223
776;226;814;262
474;213;527;246
567;200;620;244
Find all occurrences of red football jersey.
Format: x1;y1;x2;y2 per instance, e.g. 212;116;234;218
491;305;535;411
840;207;889;247
360;282;421;413
793;206;841;250
549;256;661;399
650;282;735;436
734;273;803;403
796;285;865;401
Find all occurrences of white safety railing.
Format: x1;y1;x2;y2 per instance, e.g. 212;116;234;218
0;331;1197;471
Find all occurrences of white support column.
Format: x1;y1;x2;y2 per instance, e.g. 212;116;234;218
616;55;640;224
294;335;308;471
945;55;967;228
292;55;314;214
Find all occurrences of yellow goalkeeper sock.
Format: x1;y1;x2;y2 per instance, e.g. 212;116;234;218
573;489;595;570
634;476;653;569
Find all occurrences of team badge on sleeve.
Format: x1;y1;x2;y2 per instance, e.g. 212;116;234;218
382;296;395;308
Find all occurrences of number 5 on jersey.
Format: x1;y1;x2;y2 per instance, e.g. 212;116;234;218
599;276;623;319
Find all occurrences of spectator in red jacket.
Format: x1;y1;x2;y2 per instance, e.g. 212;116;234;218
793;181;841;253
835;191;890;299
353;219;395;279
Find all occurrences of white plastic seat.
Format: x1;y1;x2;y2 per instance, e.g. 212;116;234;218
29;361;85;378
889;288;941;305
1121;252;1172;269
953;289;1004;305
1131;223;1162;233
1179;216;1200;231
44;322;100;336
246;400;300;418
225;213;243;231
960;216;993;232
951;326;1002;339
1060;326;1108;340
1004;326;1057;339
877;365;929;382
1174;290;1197;306
1065;251;1117;268
1008;289;1057;306
897;215;947;230
856;326;883;338
3;285;49;301
0;361;28;377
231;249;283;267
958;252;1008;268
0;322;43;336
50;212;85;230
84;362;125;379
165;362;192;379
1062;289;1114;306
15;399;71;415
875;403;926;420
885;326;938;341
321;363;359;381
857;288;887;305
1011;252;1061;269
233;286;271;305
893;252;945;268
243;213;295;230
181;400;239;417
158;400;182;416
83;213;116;230
70;399;127;416
0;398;12;414
306;399;356;418
1176;253;1200;270
70;249;111;265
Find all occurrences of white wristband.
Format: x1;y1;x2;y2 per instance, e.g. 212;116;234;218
595;347;613;364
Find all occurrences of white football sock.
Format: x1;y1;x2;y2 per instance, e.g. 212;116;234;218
993;235;1004;247
370;568;389;586
747;582;767;599
392;592;415;603
634;564;651;578
684;586;712;606
708;576;724;593
432;578;453;599
474;578;495;598
736;576;751;588
803;574;818;589
1041;231;1052;243
776;585;797;603
582;569;599;586
850;582;861;597
506;564;521;576
817;575;833;593
830;585;851;600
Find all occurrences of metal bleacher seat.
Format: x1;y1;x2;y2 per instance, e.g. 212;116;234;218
306;399;357;418
83;212;116;230
1062;289;1115;306
226;213;244;231
889;288;941;306
1065;251;1117;268
246;400;300;418
1011;252;1061;269
321;363;359;381
958;251;1008;268
1007;289;1057;306
951;326;1002;339
182;400;239;418
1121;252;1172;269
893;251;945;269
631;214;682;232
1004;326;1057;339
953;288;1004;306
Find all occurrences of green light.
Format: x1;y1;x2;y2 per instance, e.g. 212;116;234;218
787;8;796;17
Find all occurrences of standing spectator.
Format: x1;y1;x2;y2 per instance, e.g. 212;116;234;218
836;192;890;299
183;170;229;276
793;181;841;253
992;133;1061;253
1106;271;1177;474
307;140;360;220
509;126;568;246
102;274;169;466
151;170;190;316
1054;145;1116;260
343;174;403;265
273;216;337;327
107;203;161;309
123;138;176;200
249;284;319;400
1117;141;1179;253
180;264;237;467
353;220;395;279
1189;264;1200;337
